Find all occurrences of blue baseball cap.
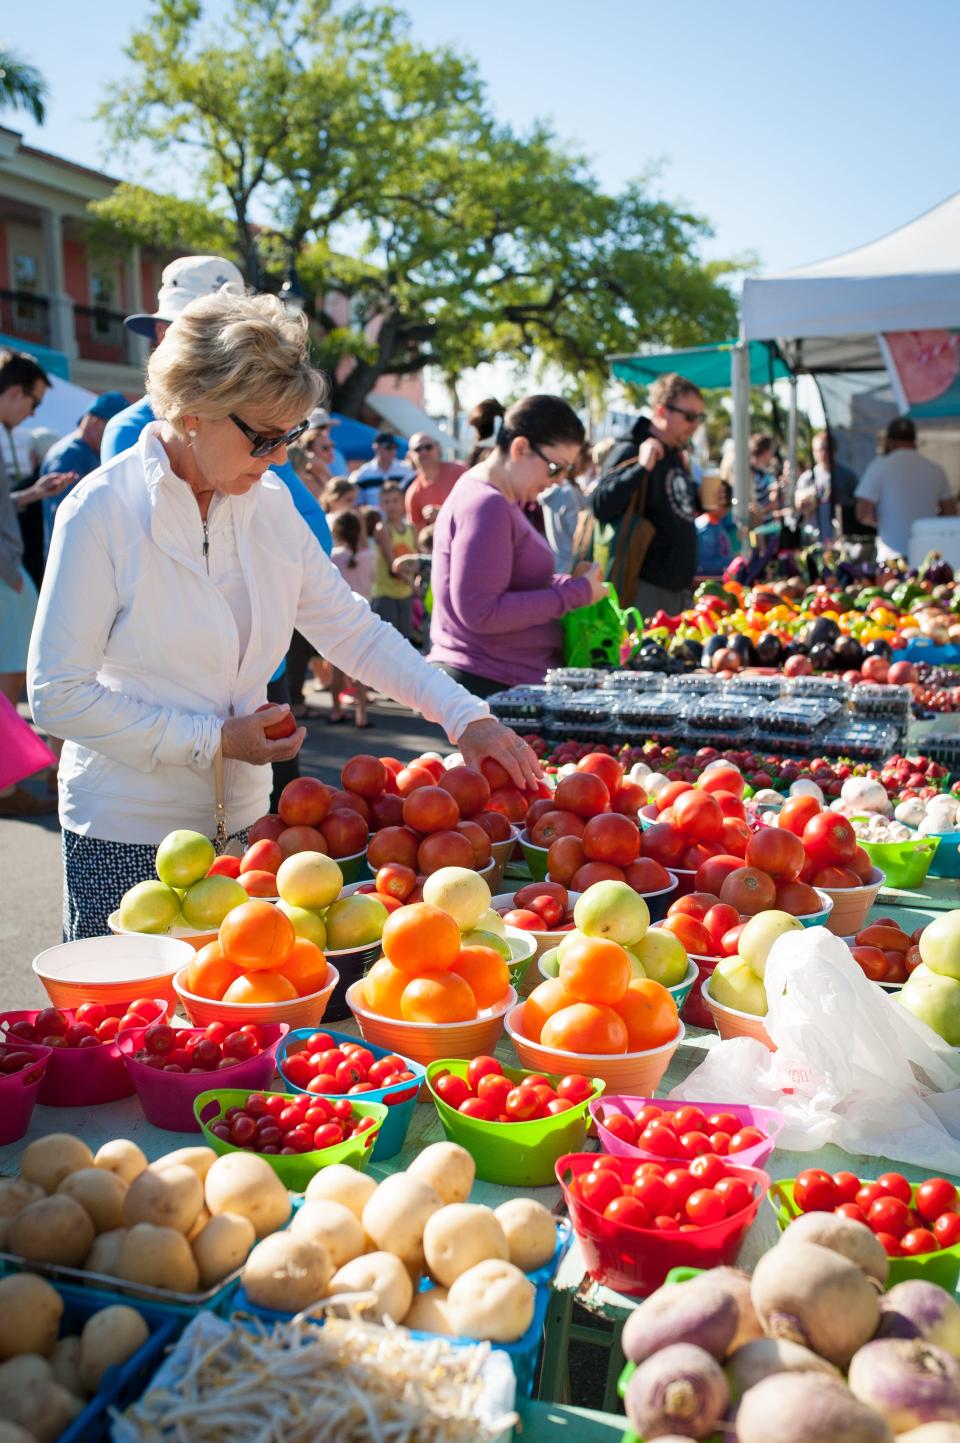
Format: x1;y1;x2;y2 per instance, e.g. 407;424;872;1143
86;391;129;421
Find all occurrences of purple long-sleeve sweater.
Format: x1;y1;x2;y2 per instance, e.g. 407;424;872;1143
427;472;594;685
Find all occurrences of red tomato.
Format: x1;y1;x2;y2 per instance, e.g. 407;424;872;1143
663;1167;697;1208
557;1074;594;1104
505;1086;541;1121
633;1161;665;1179
698;764;745;800
459;1096;497;1121
635;1103;665;1128
603;1195;651;1229
795;1168;838;1212
852;946;889;983
673;1105;708;1134
778;794;822;837
916;1177;957;1221
703;904;741;952
814;866;863;889
477;1073;512;1111
689;1153;726;1188
661;914;712;955
720;922;747;956
283;1053;314;1090
603;1113;639;1145
655;780;694;813
578;1168;623;1212
835;1202;868;1225
695;855;745;897
868;1196;911;1239
641;823;687;867
632;1173;669;1215
719;867;777;916
900;1228;939;1256
832;1171;862;1204
727;1126;764;1154
640;1122;682;1157
466;1055;502;1091
719;818;751;858
715;1176;751;1216
745;826;805;880
715;792;746;820
673;790;723;843
686;1188;726;1225
933;1212;960;1247
876;1172;912;1204
75;1002;107;1028
546;1098;575;1115
875;1231;903;1257
706;1111;740;1136
802;812;857;868
668;892;720;922
435;1073;470;1109
855;1182;888;1212
679;1130;712;1158
709;1132;731;1155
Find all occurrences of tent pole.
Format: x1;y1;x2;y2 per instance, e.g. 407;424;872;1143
732;337;751;528
787;375;798;506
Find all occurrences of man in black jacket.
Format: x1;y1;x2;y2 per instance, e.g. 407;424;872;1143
592;372;703;617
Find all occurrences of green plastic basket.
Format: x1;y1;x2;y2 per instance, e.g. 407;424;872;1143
193;1088;387;1192
425;1058;604;1186
617;1268;708;1443
517;830;550;881
770;1179;960;1290
859;834;940;890
505;928;537;993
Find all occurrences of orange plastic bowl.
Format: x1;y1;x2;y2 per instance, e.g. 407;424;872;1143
503;1003;683;1093
701;975;774;1050
816;867;885;936
33;935;196;1012
345;980;516;1065
173;962;339;1029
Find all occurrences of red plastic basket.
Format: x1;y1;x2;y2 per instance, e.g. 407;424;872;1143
555;1152;768;1295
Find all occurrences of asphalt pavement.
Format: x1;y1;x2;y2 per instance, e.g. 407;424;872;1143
1;691;451;1010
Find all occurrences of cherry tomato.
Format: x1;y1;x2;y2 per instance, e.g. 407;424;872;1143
679;1130;712;1159
74;1002;106;1028
900;1228;939;1256
458;1096;497;1121
933;1212;960;1248
709;1132;731;1156
876;1172;912;1204
686;1188;727;1225
672;1106;708;1134
505;1086;541;1121
778;794;822;837
689;1153;726;1188
654;1214;680;1231
916;1178;958;1222
530;1083;557;1108
868;1196;911;1239
728;1127;765;1154
434;1073;470;1109
635;1103;664;1129
603;1113;639;1146
835;1202;868;1225
557;1074;594;1105
546;1098;575;1115
632;1174;669;1215
856;1182;887;1212
578;1168;623;1212
663;1167;697;1210
795;1168;838;1212
832;1171;862;1204
283;1053;314;1090
603;1195;650;1229
706;1112;741;1136
641;1123;683;1157
875;1231;903;1257
715;1176;751;1216
632;1161;665;1179
477;1073;512;1111
466;1055;502;1090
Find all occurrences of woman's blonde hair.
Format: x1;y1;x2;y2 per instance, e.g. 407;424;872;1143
147;291;325;434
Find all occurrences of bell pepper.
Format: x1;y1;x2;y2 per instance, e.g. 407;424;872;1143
650;610;681;634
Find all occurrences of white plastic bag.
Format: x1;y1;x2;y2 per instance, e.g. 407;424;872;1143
670;927;960;1171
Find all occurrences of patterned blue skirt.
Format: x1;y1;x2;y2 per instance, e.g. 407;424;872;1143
62;829;248;942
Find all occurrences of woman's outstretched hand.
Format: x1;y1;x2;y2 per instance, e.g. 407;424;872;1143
457;716;543;792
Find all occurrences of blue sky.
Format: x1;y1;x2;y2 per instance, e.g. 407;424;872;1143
4;0;959;278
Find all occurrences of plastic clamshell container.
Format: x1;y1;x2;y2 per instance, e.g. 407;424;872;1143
701;976;774;1050
117;1021;288;1131
816;867;885;934
2;1002;174;1107
32;935;195;1013
769;1178;960;1291
926;831;960;880
0;1042;51;1144
516;829;550;882
425;1057;604;1186
194;1086;386;1191
505;1003;683;1094
557;1152;768;1295
860;833;939;889
346;979;516;1065
173;960;339;1030
276;1025;424;1160
591;1094;784;1172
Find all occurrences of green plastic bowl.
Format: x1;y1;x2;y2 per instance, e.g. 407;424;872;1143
860;834;940;890
425;1058;604;1187
770;1178;960;1290
193;1087;387;1192
516;830;549;881
503;926;538;993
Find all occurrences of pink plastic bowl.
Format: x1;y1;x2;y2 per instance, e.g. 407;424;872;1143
0;1043;52;1144
118;1022;289;1131
589;1095;785;1172
0;1001;170;1107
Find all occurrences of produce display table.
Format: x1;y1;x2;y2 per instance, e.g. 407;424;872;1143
519;1398;628;1440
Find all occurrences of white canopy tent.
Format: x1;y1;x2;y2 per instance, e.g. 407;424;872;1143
732;190;960;522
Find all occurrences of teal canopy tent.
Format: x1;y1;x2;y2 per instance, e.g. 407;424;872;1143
611;340;791;391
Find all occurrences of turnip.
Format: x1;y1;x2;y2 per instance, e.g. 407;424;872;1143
879;1282;960;1358
626;1343;728;1441
848;1339;960;1434
750;1240;880;1367
780;1211;889;1286
898;1426;960;1442
735;1373;893;1443
726;1337;838;1399
709;1267;763;1351
621;1275;739;1365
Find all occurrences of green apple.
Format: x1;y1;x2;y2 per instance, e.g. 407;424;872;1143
276;852;343;911
918;912;960;982
324;894;388;950
118;880;181;934
462;928;511;960
423;867;491;931
574;881;649;947
275;900;327;949
539;945;560;978
709;956;768;1016
629;929;686;987
898;963;960;1045
180;875;248;930
737;910;803;979
155;829;215;889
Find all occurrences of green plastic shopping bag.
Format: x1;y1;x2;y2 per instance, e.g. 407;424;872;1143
561;587;644;669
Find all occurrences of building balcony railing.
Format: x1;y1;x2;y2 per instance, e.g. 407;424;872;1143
0;288;51;347
73;304;130;365
0;290;138;368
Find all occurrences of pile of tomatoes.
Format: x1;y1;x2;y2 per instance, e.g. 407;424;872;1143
208;1090;378;1157
850;919;924;985
791;1168;960;1257
0;1043;46;1078
573;1151;757;1233
130;1021;265;1074
431;1054;593;1123
281;1031;418;1102
523;753;657;895
7;999;167;1049
600;1102;767;1159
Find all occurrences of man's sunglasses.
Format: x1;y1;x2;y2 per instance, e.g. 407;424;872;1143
530;440;572;480
665;403;705;424
230;414;309;458
411;443;436;453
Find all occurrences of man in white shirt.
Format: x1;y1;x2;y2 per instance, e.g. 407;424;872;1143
855;417;956;560
352;432;414;509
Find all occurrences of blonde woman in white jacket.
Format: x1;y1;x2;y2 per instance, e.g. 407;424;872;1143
27;292;540;940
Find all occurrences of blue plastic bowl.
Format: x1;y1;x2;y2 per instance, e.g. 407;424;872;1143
798;888;834;928
276;1025;424;1160
926;831;960;879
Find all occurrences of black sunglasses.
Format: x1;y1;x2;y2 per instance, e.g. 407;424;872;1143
665;403;705;424
229;414;309;458
411;442;436;453
529;440;572;480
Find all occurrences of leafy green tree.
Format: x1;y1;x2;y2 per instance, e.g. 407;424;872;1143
0;47;48;124
97;0;741;415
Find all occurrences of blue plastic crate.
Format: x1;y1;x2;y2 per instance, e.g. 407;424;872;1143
0;1255;243;1319
275;1026;425;1161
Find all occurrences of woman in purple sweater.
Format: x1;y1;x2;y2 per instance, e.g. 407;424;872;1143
428;395;606;695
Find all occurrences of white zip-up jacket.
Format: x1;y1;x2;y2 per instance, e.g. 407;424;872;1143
27;426;489;845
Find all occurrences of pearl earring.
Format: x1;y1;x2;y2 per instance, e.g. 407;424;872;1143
188;428;197;437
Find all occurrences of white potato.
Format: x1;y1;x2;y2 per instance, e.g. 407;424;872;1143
57;1168;127;1233
304;1165;377;1219
85;1228;126;1278
122;1165;203;1235
328;1251;413;1325
79;1306;150;1394
404;1287;454;1334
423;1205;508;1288
7;1195;95;1268
494;1198;556;1271
0;1275;63;1359
361;1176;443;1266
406;1143;475;1205
118;1223;199;1293
21;1134;93;1195
290;1201;365;1271
93;1139;147;1186
152;1147;216;1182
0;1354;53;1415
50;1337;83;1397
0;1421;37;1443
446;1259;535;1342
241;1234;332;1314
204;1154;291;1238
2;1380;82;1443
191;1214;255;1289
0;1180;43;1251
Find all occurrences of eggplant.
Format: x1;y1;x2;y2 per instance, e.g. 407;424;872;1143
833;635;865;669
702;634;731;660
755;632;783;666
864;638;893;661
804;617;841;647
727;633;758;666
809;643;837;672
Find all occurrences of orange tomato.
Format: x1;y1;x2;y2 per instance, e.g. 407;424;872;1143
183;941;242;1001
381;903;461;976
450;945;510;1009
614;979;679;1051
558;935;630;1006
400;971;477;1023
521;978;575;1042
222;970;298;1004
540;1002;628;1055
363;958;408;1019
277;937;329;997
219;899;295;971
